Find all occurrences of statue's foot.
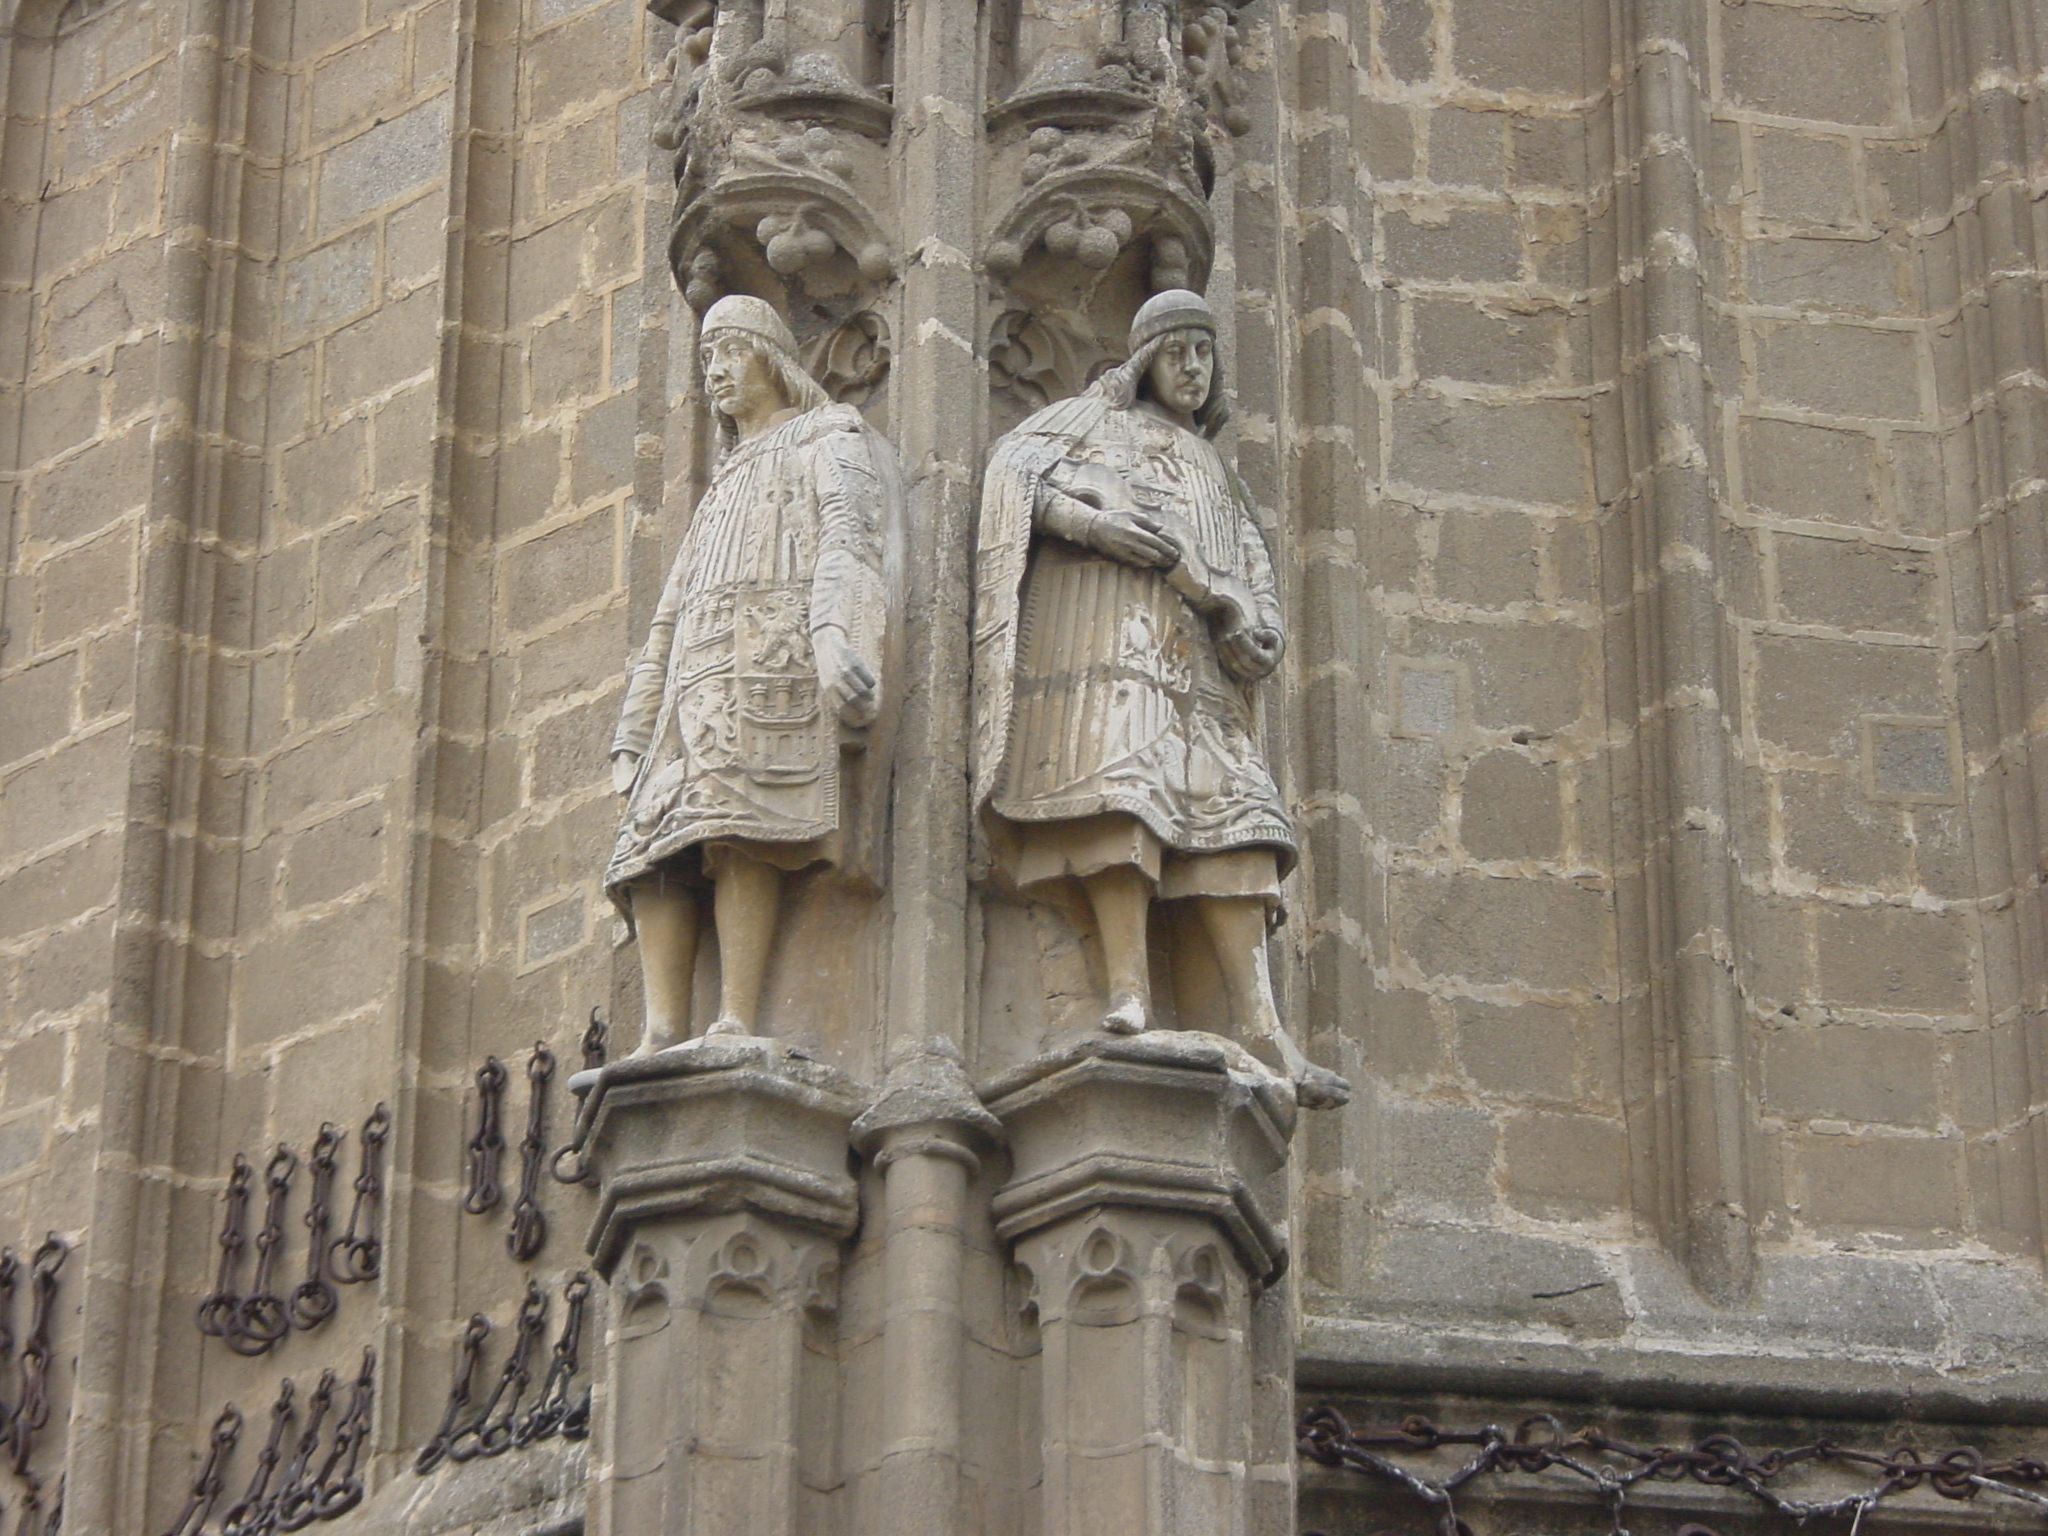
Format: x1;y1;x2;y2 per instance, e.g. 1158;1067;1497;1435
1102;992;1149;1035
634;1026;682;1058
1294;1063;1353;1110
703;1015;748;1039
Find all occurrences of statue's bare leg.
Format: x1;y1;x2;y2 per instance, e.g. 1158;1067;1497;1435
630;878;700;1054
708;850;783;1037
1083;864;1153;1034
1197;895;1351;1108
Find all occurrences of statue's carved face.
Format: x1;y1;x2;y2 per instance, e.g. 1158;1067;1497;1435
1143;327;1215;420
702;331;786;426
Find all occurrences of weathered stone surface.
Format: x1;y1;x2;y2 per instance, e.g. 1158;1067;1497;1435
6;2;2048;1534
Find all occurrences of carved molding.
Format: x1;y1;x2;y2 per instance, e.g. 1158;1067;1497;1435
983;1031;1294;1287
650;0;896;383
1011;1213;1246;1330
616;1214;844;1331
567;1040;866;1277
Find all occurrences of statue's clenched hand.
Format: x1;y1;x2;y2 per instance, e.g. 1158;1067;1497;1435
813;624;880;729
1218;622;1283;681
611;751;642;795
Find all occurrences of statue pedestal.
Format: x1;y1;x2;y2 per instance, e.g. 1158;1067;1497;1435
571;1040;864;1536
985;1032;1296;1536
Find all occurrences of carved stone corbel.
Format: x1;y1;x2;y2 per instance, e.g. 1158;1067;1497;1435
569;1041;865;1536
984;1031;1295;1535
980;0;1257;406
648;0;895;383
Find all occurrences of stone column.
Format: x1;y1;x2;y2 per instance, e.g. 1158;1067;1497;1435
986;1033;1295;1536
849;1046;1002;1535
570;1041;865;1536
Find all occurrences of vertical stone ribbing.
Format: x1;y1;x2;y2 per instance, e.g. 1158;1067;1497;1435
854;0;989;1525
883;0;982;1061
1620;0;1753;1301
382;0;493;1474
1283;0;1380;1302
1916;0;2048;1259
64;0;237;1525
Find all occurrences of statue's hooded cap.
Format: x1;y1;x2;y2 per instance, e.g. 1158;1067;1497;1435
1129;288;1218;352
701;293;802;360
697;294;831;437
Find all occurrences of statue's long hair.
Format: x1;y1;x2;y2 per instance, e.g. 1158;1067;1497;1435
712;334;833;451
1086;327;1231;439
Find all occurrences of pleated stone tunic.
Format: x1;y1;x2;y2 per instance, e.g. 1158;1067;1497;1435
606;404;885;900
990;406;1293;873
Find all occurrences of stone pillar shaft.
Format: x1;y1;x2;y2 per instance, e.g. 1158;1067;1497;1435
573;1043;863;1536
606;1213;841;1533
988;1034;1295;1536
1022;1208;1252;1536
870;1136;973;1524
850;1051;1002;1536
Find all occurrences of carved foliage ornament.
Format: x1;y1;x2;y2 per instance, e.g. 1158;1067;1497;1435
650;0;894;386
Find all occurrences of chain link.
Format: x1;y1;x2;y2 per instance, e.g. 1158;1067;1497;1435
197;1156;252;1338
225;1148;296;1356
9;1236;63;1482
330;1105;388;1285
1300;1407;2048;1535
288;1125;344;1331
462;1058;509;1216
414;1315;491;1476
507;1044;555;1262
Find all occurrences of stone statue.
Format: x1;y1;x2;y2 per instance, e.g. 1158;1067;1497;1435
607;295;895;1051
973;289;1350;1108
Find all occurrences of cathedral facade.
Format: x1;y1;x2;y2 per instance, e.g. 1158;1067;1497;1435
0;0;2044;1531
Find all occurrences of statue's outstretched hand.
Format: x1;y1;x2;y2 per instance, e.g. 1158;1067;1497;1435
1219;622;1283;681
611;751;642;795
813;624;880;729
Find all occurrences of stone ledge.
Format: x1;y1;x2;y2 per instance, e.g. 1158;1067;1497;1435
988;1030;1294;1284
349;1438;586;1536
1299;1314;2048;1426
571;1037;867;1275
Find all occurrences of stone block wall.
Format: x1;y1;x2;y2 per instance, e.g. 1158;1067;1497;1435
0;0;182;1503
1286;0;2048;1433
0;0;657;1527
1282;0;1629;1314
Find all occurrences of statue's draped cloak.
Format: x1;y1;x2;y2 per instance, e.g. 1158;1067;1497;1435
607;403;893;904
972;391;1296;877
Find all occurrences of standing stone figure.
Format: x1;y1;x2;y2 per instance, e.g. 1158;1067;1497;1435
608;295;895;1051
973;289;1349;1107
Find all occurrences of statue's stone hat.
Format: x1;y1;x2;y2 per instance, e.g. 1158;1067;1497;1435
702;294;801;359
1129;288;1217;351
